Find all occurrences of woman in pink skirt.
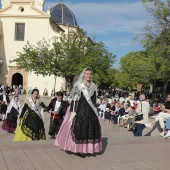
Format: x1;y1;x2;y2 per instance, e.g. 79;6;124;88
2;95;21;133
55;68;102;157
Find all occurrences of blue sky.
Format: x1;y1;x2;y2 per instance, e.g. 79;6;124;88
44;0;152;69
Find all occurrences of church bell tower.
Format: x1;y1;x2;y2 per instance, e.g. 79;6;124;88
1;0;45;11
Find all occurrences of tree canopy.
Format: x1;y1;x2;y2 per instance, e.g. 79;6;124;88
13;28;116;89
116;0;170;93
115;51;154;90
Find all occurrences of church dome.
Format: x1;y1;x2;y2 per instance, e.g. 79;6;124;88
50;2;78;26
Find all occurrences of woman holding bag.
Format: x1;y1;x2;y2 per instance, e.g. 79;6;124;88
133;94;150;136
55;68;102;157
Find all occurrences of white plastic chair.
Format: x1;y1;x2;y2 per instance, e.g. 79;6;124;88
117;115;122;124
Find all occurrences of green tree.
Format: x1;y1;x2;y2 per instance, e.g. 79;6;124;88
144;28;170;95
115;51;153;90
94;67;118;89
142;0;170;33
141;0;170;97
13;28;116;91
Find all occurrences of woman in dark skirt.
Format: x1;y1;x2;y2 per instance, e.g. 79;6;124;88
2;96;21;133
13;89;46;141
55;68;102;157
104;108;112;122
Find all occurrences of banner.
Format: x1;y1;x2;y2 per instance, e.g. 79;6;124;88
137;84;142;92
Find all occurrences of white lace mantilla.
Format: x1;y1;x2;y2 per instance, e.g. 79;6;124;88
72;81;97;101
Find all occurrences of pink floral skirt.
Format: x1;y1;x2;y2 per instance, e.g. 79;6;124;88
2;119;16;132
54;106;102;154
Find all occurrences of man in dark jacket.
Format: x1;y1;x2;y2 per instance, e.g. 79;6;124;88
46;91;67;139
0;89;10;121
112;103;125;124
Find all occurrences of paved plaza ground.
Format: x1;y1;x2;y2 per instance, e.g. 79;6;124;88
0;94;169;170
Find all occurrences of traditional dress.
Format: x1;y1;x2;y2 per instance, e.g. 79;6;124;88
55;69;102;154
2;97;21;133
13;97;46;141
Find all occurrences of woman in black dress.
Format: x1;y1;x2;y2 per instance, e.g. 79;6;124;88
55;68;102;157
13;89;46;141
2;95;21;133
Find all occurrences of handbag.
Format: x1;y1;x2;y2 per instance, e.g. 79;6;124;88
134;114;143;121
135;102;143;121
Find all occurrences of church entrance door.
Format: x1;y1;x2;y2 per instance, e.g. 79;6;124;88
12;73;23;86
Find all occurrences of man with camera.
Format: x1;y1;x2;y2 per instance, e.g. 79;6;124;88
133;94;150;136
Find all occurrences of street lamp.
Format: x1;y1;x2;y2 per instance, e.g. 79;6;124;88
152;73;156;99
54;74;57;94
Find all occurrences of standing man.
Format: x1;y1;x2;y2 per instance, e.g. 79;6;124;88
0;89;10;121
46;91;67;139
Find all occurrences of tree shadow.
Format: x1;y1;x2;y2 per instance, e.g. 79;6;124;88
144;121;162;136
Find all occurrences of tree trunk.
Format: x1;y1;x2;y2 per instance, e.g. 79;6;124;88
149;83;153;93
65;76;74;95
163;81;168;101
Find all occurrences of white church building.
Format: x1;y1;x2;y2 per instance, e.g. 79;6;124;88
0;0;79;95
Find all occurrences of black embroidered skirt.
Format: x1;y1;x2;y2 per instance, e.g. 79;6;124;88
71;93;101;144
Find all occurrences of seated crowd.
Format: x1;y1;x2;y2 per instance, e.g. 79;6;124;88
97;96;138;131
0;84;24;95
97;90;170;138
45;89;170;138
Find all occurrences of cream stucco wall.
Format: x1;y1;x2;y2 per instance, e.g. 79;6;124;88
28;72;66;95
1;0;44;11
1;3;42;15
0;0;69;95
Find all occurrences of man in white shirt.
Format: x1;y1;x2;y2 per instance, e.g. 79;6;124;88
45;91;67;139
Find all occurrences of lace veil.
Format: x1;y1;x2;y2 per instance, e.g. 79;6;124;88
71;68;97;101
6;96;21;115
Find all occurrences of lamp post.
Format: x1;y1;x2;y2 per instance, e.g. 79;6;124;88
163;81;168;101
152;73;156;99
54;74;57;94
